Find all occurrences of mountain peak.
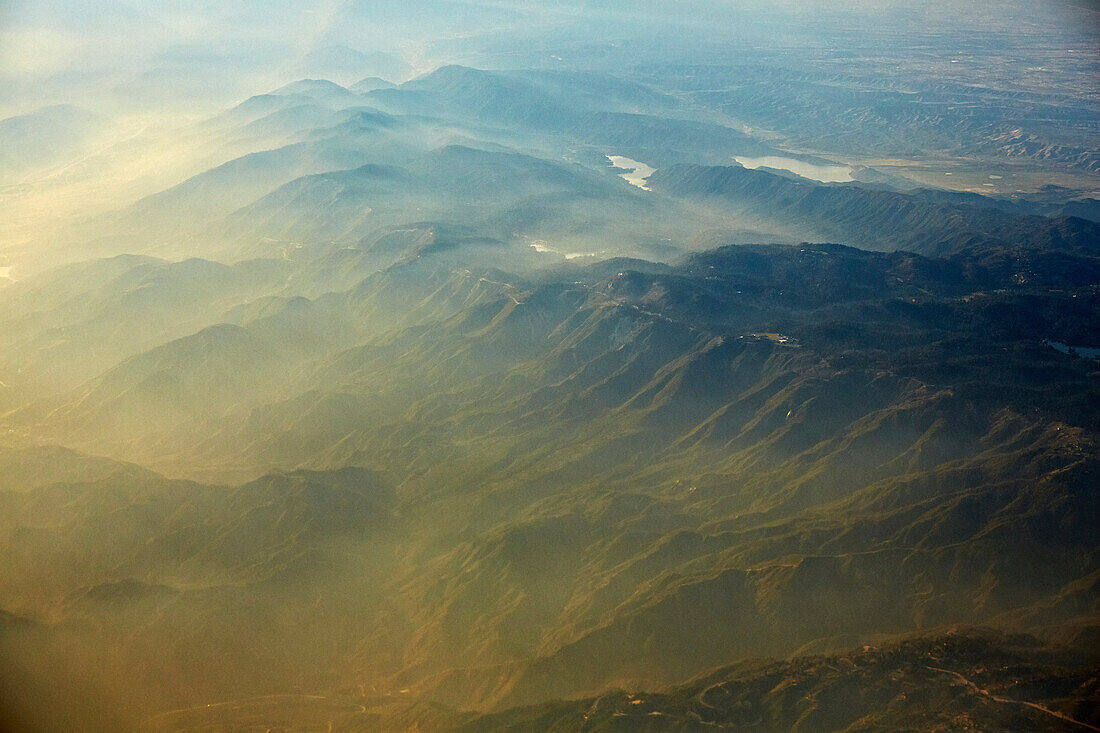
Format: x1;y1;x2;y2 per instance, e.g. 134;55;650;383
271;78;355;96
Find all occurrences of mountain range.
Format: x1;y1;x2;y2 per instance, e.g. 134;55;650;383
0;8;1098;729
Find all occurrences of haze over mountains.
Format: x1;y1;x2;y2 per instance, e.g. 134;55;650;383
0;1;1098;731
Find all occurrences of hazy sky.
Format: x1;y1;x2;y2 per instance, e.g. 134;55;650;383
2;0;1096;117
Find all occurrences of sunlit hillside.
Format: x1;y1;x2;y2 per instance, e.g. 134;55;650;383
1;1;1097;731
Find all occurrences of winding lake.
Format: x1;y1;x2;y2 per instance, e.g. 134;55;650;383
607;155;655;190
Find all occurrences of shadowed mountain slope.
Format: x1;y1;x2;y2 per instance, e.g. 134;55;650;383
651;165;1100;257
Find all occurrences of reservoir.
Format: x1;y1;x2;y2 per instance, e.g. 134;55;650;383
734;155;853;183
607;155;655;190
1047;340;1100;358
